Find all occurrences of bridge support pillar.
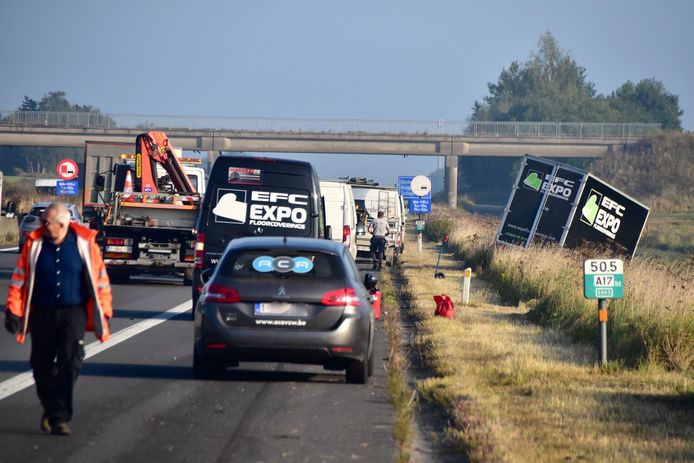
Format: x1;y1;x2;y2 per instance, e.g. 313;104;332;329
445;155;458;208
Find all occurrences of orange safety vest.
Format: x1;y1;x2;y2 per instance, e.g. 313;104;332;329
6;222;113;344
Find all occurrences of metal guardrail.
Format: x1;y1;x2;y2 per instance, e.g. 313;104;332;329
0;110;662;139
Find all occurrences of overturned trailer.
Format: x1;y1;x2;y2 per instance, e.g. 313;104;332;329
497;155;650;257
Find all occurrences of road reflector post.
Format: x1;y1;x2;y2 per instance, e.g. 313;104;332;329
417;232;422;254
583;258;624;367
462;267;472;305
598;298;608;365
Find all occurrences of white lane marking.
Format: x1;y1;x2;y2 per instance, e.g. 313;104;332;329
0;300;192;401
0;247;18;252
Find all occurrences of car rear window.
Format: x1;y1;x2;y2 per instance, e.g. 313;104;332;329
218;250;345;280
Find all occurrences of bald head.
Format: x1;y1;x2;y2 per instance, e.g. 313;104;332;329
40;203;71;243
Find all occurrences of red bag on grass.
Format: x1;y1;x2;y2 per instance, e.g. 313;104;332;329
433;294;455;319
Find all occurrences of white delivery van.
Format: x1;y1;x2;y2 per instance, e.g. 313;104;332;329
320;180;358;260
349;183;406;265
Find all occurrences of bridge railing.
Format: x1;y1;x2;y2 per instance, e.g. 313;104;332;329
0;110;662;139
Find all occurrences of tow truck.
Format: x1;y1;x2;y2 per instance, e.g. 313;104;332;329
100;131;202;285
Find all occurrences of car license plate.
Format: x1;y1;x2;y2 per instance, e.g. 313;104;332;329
254;302;292;316
105;245;130;252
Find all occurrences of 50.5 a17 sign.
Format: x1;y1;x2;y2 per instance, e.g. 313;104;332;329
584;259;624;299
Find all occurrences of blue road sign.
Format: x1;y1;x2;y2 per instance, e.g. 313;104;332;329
398;176;415;199
399;176;432;201
57;180;79;196
409;197;431;213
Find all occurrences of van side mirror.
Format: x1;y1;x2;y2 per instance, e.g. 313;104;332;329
364;273;378;290
356;222;366;236
201;268;213;284
325;225;332;240
94;174;106;192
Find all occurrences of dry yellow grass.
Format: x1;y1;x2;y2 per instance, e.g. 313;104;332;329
427;208;694;373
400;236;694;462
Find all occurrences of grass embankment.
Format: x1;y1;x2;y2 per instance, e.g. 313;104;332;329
399;209;693;462
381;268;416;462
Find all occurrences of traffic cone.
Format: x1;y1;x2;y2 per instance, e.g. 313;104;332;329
124;170;133;193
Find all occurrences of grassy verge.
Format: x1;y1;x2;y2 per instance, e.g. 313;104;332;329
425;208;694;373
400;231;693;462
380;268;415;462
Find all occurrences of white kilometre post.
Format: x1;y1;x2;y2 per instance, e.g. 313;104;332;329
462;267;472;304
417;232;423;253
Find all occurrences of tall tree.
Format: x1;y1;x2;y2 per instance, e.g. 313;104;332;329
472;32;598;122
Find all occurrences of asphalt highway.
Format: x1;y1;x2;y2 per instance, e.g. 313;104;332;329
0;249;395;463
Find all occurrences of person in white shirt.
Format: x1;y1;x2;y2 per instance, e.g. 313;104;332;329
368;211;390;270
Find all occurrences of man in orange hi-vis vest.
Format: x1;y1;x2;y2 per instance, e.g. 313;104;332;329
4;203;113;436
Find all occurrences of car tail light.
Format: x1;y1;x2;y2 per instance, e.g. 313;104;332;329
207;343;227;349
331;346;353;353
106;238;132;246
321;288;360;307
342;225;350;248
194;232;205;269
202;284;241;303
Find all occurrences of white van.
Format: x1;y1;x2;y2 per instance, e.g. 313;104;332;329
320;180;358;260
349;183;406;264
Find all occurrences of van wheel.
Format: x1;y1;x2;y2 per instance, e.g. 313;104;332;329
386;250;396;268
346;358;369;384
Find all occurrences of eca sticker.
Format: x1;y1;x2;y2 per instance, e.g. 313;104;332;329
252;256;314;273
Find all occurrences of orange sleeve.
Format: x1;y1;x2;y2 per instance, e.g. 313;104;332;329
91;240;113;319
5;245;29;318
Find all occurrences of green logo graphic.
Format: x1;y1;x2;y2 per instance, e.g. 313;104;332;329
523;172;542;191
581;194;599;225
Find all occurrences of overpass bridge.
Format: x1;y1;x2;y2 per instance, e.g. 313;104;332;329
0;111;661;207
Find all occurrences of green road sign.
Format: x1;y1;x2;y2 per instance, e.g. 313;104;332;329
415;220;425;231
584;259;624;299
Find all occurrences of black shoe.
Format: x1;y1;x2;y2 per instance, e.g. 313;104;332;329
40;414;51;433
50;421;71;436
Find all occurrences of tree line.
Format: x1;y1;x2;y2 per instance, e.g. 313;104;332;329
470;32;683;130
459;32;684;204
0;91;104;175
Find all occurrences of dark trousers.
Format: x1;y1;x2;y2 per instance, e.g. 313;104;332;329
370;236;386;263
29;305;86;423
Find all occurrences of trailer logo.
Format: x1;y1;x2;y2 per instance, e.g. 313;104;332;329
523;170;542;191
523;170;575;200
580;189;625;239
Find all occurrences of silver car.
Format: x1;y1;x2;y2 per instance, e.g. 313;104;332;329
18;202;83;249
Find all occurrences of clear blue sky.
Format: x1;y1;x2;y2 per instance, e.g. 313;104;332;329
1;0;692;185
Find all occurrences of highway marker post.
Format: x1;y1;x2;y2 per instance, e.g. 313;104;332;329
416;220;425;254
462;267;472;304
583;259;624;366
